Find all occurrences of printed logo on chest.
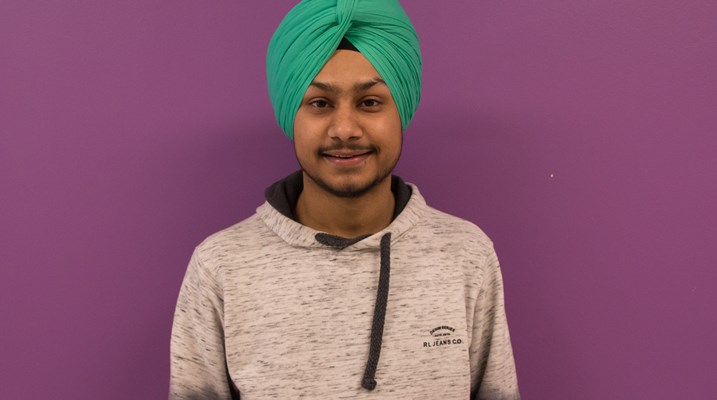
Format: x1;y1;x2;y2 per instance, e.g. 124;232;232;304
422;325;463;348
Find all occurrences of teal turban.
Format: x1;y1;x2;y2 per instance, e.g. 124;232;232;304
266;0;422;139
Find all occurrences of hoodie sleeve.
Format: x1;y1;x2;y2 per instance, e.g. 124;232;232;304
169;250;238;400
469;250;521;400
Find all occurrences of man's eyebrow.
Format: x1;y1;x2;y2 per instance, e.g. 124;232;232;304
309;78;387;93
355;78;386;92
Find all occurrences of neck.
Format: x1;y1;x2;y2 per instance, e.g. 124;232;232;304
295;174;395;238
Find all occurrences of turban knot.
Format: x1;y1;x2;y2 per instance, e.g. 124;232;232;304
335;0;357;27
267;0;422;139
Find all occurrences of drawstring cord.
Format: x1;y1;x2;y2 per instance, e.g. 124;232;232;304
361;232;391;390
314;232;392;391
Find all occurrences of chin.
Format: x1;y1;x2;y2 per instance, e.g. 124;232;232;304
307;171;390;199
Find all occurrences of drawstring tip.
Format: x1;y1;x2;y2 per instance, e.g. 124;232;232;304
361;377;377;391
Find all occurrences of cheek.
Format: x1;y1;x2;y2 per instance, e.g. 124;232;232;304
293;112;305;141
293;135;312;159
293;110;326;144
293;113;312;155
381;111;403;153
383;104;402;134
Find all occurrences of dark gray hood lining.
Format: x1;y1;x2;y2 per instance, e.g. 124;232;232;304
264;171;413;230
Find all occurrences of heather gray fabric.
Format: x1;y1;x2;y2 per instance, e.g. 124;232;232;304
169;183;520;399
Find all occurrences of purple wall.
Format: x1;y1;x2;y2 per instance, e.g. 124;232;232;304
2;1;715;398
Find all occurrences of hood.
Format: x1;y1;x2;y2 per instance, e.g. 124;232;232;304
258;170;426;251
256;170;427;390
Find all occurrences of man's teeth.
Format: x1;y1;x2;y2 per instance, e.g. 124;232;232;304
324;151;371;158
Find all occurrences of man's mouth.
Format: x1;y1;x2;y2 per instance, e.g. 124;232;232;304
322;150;373;159
320;149;374;166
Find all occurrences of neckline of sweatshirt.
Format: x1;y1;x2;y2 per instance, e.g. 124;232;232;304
258;170;426;251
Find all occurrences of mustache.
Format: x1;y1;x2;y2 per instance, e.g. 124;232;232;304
317;144;376;154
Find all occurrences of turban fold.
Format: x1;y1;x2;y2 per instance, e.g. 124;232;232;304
267;0;422;139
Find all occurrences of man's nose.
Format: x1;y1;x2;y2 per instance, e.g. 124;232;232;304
328;105;363;141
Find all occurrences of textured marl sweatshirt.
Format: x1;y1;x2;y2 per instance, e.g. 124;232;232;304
170;172;520;399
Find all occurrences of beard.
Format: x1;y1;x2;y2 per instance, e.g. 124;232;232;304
301;163;393;198
296;145;401;198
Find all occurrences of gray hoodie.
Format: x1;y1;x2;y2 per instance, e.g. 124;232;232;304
170;172;520;399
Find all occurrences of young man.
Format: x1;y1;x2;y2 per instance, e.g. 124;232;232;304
170;1;520;399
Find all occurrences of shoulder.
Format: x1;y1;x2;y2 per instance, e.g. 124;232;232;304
401;183;496;261
197;212;265;249
426;206;491;238
404;184;493;245
402;192;500;294
190;211;281;274
420;204;495;250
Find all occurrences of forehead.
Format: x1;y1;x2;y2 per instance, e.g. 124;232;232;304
312;50;383;86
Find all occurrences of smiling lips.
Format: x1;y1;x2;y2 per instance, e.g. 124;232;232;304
322;150;374;166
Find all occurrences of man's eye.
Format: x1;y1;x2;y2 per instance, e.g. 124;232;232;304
361;99;380;108
309;99;330;108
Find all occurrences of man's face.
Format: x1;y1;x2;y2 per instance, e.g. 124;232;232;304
293;50;403;198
